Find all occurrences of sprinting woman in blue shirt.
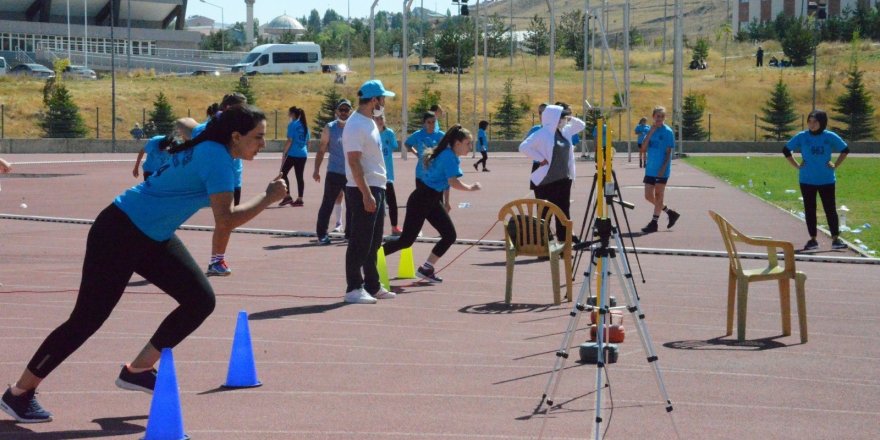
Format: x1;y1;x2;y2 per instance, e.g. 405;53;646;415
0;105;287;424
383;125;482;283
783;109;849;251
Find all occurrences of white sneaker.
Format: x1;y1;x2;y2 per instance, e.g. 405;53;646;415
344;288;377;304
333;222;344;233
374;287;396;299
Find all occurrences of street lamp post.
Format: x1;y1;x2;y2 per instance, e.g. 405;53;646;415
200;0;225;52
369;0;380;78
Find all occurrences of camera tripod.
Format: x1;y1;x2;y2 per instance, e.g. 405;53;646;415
537;121;679;439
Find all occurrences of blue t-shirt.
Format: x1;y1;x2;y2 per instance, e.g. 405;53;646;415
325;120;346;175
477;129;488;153
142;135;170;173
114;140;235;241
645;124;675;178
286;119;310;158
405;129;445;181
192;119;209;138
193;118;242;187
380;127;398;183
421;148;463;192
591;125;613;148
785;130;848;185
635;123;651;144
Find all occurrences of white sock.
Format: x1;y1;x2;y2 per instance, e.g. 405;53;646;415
333;202;343;225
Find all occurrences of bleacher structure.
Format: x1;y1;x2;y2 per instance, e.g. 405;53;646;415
0;0;244;74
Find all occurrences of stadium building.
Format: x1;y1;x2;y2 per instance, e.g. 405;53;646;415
0;0;252;73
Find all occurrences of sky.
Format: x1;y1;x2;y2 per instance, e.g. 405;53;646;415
186;0;465;26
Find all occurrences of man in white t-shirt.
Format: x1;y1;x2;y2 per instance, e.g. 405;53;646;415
341;80;397;304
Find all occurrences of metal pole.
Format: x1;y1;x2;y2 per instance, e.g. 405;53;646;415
708;113;711;141
547;0;556;102
812;40;817;110
483;4;488;120
84;0;88;68
457;37;462;123
96;107;99;139
402;0;414;160
673;0;683;154
67;0;71;60
754;114;757;142
582;0;589;123
1;104;4;139
473;0;479;133
127;0;131;70
624;1;632;161
110;1;117;152
419;0;424;65
370;0;379;78
347;0;352;69
509;0;514;67
662;0;668;63
274;110;278;140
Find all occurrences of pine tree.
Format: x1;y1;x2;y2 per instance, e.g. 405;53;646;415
759;77;799;140
493;78;529;140
145;92;177;137
523;15;550;56
681;92;708;141
40;82;87;138
830;36;876;141
408;75;441;132
234;75;257;106
313;87;346;138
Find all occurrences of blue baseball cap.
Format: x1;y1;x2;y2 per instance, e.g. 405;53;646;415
358;80;396;99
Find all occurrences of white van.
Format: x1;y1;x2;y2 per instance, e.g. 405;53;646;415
231;43;322;75
0;57;8;76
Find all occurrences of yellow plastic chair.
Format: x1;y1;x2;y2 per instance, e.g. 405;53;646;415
708;210;808;343
498;199;573;305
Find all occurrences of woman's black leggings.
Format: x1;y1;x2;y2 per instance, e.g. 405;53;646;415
800;183;839;238
26;204;216;379
281;156;307;198
383;180;456;258
386;181;398;227
534;178;573;242
474;151;488;170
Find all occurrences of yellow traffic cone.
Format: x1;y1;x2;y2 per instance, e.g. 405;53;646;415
377;246;390;290
397;247;416;279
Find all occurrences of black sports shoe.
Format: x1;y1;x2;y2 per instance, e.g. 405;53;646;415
667;210;680;229
473;163;479;171
641;220;658;233
831;238;847;250
803;239;819;251
1;387;52;423
115;365;157;394
416;266;443;283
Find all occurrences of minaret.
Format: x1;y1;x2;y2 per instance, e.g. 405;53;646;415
245;0;255;45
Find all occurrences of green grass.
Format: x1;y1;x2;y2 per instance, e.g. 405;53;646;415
684;156;880;256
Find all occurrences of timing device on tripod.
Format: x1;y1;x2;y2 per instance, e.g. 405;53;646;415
536;114;680;439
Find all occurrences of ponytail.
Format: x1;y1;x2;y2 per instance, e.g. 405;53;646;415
168;105;266;154
423;124;471;170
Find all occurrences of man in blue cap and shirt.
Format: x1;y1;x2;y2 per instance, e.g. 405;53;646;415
342;79;397;304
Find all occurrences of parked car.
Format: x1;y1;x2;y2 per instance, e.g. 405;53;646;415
409;63;440;72
63;65;97;80
321;63;350;74
191;69;221;76
9;63;55;79
0;57;8;76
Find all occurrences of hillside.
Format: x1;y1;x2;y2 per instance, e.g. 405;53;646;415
479;0;730;41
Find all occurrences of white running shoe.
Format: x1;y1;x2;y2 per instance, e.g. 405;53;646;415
344;288;377;304
373;287;396;299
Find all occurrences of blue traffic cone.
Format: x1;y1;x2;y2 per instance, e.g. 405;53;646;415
222;310;262;388
143;348;189;440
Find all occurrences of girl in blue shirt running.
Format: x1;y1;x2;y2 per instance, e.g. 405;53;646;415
279;106;310;207
383;125;482;283
473;120;490;172
783;109;849;251
0;105;287;424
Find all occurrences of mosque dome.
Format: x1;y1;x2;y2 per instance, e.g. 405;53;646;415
263;14;305;35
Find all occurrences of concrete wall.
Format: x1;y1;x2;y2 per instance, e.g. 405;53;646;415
2;138;879;154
